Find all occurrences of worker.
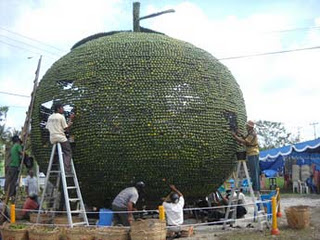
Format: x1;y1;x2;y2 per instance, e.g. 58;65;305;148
232;120;260;192
25;169;39;203
162;185;185;237
46;103;74;173
111;181;145;226
22;193;39;219
4;136;23;199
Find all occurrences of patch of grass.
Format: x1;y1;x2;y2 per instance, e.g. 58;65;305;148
280;193;320;199
217;226;319;240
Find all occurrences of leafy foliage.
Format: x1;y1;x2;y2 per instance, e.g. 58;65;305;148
255;120;300;150
0;106;8;126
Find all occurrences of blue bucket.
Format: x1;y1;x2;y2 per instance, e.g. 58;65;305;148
97;208;113;226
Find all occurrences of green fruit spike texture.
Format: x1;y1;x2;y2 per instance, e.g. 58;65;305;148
31;31;247;207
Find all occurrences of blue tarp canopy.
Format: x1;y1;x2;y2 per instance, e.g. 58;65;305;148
259;138;320;172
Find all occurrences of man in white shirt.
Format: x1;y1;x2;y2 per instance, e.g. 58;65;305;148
163;185;185;233
46;103;74;173
25;170;38;202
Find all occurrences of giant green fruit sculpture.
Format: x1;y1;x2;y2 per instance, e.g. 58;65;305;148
31;31;246;207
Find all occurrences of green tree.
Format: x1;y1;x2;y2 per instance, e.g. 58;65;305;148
255;120;300;150
0;106;9;144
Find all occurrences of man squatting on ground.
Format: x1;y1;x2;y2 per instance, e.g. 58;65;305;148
112;181;145;226
232;120;260;192
4;135;23;198
46;103;75;173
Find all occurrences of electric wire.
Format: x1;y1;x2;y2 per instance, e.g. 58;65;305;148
218;45;320;61
0;40;57;60
0;26;67;53
0;34;62;57
0;91;30;98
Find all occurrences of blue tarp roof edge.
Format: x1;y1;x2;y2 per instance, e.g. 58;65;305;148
259;138;320;161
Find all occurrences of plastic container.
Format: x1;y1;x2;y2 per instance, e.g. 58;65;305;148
97;208;113;226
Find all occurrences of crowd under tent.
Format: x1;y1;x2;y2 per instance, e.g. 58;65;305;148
259;138;320;192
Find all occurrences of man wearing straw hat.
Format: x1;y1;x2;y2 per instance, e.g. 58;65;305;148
232;120;260;192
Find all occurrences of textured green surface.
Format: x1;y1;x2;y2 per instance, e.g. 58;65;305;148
31;32;247;206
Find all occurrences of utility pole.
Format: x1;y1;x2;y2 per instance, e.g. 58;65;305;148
310;122;319;139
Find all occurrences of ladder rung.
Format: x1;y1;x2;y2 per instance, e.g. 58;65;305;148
72;222;88;226
69;198;80;202
67;186;77;190
50;170;61;173
65;174;74;177
71;210;84;214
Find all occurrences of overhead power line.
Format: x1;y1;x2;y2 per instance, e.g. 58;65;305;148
0;91;30;98
0;26;67;53
0;34;62;57
0;40;57;60
218;46;320;61
266;26;320;34
0;105;28;109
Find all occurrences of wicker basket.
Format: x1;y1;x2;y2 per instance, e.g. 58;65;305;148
131;230;166;240
0;223;28;240
53;216;82;225
29;213;51;223
285;205;310;229
95;226;129;240
65;227;95;240
28;226;60;240
131;219;166;232
130;219;166;240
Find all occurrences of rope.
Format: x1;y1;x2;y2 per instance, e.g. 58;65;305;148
7;199;271;214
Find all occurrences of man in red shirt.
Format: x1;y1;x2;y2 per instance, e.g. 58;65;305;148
22;194;39;219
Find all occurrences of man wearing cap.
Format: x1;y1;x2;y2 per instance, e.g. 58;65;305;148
162;185;187;238
46;103;74;173
232;120;260;192
4;135;23;198
162;185;184;226
112;181;145;226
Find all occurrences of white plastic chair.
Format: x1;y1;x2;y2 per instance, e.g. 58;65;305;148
293;180;300;193
299;180;309;194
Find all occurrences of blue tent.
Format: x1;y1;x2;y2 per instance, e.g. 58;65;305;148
259;138;320;172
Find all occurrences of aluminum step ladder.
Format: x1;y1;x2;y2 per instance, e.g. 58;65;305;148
223;160;270;231
37;143;89;227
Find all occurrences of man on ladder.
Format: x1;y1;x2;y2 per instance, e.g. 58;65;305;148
223;120;268;230
232;120;260;193
46;103;74;173
39;102;88;227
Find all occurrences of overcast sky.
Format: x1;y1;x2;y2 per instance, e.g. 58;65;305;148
0;0;319;141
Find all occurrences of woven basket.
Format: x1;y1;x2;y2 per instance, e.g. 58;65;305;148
285;205;310;229
65;227;95;240
95;226;129;240
131;230;166;240
28;226;60;240
29;213;51;223
130;219;166;240
54;216;82;225
0;223;28;240
131;219;166;232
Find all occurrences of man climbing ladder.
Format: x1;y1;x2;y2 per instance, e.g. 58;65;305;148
38;102;88;227
46;103;74;173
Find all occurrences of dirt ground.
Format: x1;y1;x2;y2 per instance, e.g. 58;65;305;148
186;193;320;240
